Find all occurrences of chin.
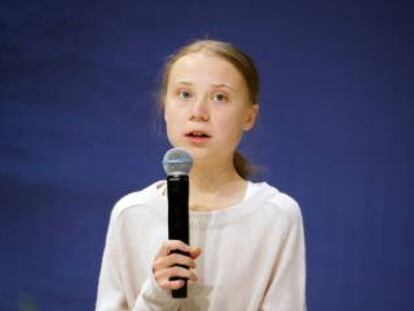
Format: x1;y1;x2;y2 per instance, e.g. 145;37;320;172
182;145;212;163
170;140;223;164
185;146;209;157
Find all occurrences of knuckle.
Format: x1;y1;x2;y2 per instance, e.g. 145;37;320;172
172;266;188;277
172;239;187;249
152;259;162;270
175;267;190;278
170;254;193;267
170;266;181;275
186;269;193;278
173;281;184;289
153;272;161;282
170;253;181;263
159;279;168;290
166;240;177;249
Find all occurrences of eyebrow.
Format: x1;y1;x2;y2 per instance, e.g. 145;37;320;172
174;81;192;86
212;83;236;91
174;81;236;91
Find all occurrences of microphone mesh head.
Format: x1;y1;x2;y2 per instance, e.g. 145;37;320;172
163;147;193;176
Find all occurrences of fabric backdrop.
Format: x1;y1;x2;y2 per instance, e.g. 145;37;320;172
1;0;413;310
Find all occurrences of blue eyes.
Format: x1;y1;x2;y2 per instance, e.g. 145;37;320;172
177;90;228;102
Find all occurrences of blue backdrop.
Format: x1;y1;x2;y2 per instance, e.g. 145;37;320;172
1;0;413;310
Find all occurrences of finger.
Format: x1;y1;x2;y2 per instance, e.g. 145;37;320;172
187;270;199;285
158;278;185;290
168;266;193;279
189;269;198;282
155;268;198;290
153;253;196;274
168;253;197;268
156;240;191;258
169;268;198;283
170;279;185;289
169;269;198;285
154;265;190;283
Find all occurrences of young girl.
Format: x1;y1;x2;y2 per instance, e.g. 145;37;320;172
96;39;306;310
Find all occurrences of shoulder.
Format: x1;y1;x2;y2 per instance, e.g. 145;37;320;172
258;182;303;223
110;180;165;221
254;183;305;242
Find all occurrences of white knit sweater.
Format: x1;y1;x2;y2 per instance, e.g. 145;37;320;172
96;180;306;311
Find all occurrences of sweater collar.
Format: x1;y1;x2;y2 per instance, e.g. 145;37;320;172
151;180;278;228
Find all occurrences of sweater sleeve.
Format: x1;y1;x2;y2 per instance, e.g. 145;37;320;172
95;206;182;311
260;201;307;311
132;270;182;311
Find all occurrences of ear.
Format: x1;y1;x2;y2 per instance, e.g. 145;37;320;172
243;104;259;131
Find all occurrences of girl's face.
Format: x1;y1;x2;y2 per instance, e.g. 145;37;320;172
163;52;258;166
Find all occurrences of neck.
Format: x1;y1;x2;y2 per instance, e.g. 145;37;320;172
188;160;247;211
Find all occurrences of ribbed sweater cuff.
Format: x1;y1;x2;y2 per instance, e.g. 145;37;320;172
133;272;182;310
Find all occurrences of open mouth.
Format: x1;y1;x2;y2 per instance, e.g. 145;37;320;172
185;131;211;139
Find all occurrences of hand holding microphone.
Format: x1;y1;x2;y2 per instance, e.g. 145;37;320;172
152;241;201;291
154;147;200;298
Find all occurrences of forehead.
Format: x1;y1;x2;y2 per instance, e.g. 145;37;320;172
168;52;245;88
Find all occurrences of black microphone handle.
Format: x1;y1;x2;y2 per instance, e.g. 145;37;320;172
167;175;190;298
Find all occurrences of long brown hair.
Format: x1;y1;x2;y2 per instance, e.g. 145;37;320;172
159;39;260;179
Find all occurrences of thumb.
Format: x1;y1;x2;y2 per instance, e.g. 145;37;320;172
189;247;202;259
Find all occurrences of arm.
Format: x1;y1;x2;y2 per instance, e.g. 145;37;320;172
95;207;128;310
260;202;307;311
95;208;183;311
133;274;183;311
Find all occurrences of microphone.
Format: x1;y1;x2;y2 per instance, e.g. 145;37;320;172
162;147;193;298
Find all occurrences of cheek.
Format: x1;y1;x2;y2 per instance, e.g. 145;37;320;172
164;108;184;142
215;114;246;141
165;121;179;147
165;115;178;134
165;104;182;122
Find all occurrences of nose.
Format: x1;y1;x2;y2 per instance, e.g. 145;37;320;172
189;96;209;121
